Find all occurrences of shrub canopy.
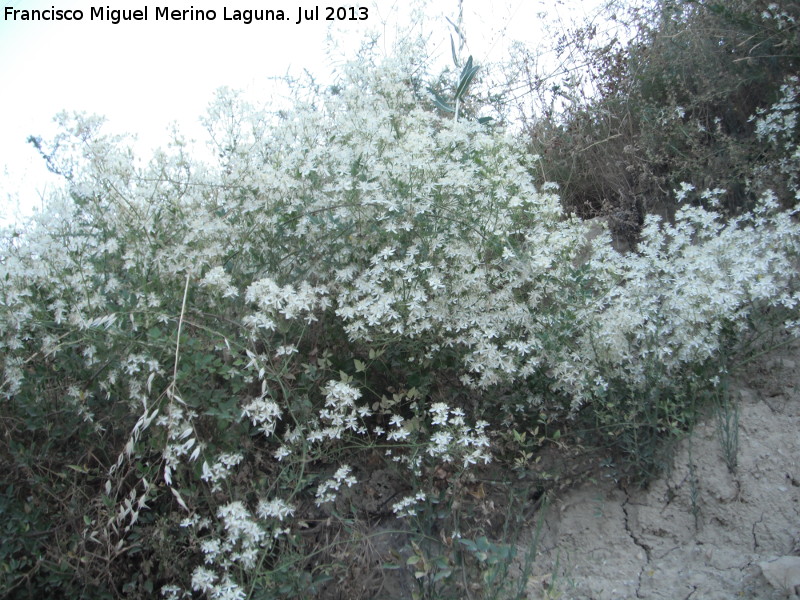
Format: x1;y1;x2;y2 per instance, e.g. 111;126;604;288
2;19;800;600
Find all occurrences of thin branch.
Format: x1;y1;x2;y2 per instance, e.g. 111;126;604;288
170;272;191;397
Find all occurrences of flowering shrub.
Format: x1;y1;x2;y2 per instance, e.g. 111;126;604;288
2;38;800;599
752;75;800;200
568;190;800;477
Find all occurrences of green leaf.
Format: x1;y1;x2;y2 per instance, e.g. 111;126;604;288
450;34;460;67
430;89;455;113
455;57;480;102
433;98;455;113
460;55;474;82
432;568;452;582
458;538;477;551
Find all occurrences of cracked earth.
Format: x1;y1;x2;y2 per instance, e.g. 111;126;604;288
521;347;800;599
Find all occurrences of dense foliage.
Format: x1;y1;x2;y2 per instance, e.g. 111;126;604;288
522;0;800;241
2;4;800;598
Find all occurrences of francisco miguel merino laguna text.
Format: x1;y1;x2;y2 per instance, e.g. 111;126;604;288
3;5;370;24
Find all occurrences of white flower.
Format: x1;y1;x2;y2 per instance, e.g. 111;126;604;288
210;576;246;600
215;502;266;567
392;492;426;517
257;498;296;521
387;427;410;441
160;585;185;600
201;453;243;492
675;182;696;202
323;380;361;407
200;538;221;563
180;515;198;528
315;465;357;506
191;567;218;593
274;344;297;357
428;431;453;457
429;402;450;426
241;395;282;436
200;266;238;298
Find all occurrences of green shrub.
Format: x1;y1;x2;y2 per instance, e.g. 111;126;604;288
2;31;800;599
521;0;800;232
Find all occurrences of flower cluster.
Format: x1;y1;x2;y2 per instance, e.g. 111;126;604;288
240;391;282;437
256;497;295;522
315;465;358;506
179;493;295;600
425;403;491;468
201;453;243;493
244;278;330;329
391;491;427;518
200;266;239;300
752;75;800;197
557;189;800;411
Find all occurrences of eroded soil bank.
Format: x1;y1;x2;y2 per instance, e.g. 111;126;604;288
521;349;800;599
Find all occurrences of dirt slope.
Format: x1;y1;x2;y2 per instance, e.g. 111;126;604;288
522;349;800;600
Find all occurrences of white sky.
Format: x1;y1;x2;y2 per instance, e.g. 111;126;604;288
0;0;609;224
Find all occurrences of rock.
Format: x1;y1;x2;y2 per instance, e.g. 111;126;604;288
759;556;800;599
